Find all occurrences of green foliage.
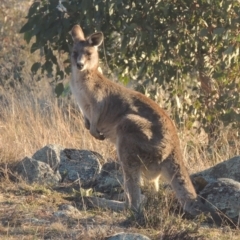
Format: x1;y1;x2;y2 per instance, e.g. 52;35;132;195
0;0;29;89
55;82;64;97
20;0;240;135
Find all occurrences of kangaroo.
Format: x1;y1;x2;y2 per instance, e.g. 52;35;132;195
70;25;221;223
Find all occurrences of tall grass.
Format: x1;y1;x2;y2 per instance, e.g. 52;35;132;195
0;86;114;165
180;123;240;174
0;83;239;173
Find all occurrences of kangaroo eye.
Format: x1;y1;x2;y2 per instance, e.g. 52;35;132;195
86;51;91;56
73;51;78;58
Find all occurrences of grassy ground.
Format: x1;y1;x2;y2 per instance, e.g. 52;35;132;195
0;0;240;238
0;87;240;240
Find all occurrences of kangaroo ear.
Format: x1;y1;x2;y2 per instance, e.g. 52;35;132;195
88;32;103;47
70;25;85;42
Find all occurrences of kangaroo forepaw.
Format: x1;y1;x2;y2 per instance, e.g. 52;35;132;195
90;128;105;140
98;133;105;140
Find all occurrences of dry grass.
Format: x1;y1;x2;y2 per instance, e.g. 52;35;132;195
0;86;115;166
0;86;240;239
0;84;238;170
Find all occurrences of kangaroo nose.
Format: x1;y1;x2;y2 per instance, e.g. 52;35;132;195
77;62;84;70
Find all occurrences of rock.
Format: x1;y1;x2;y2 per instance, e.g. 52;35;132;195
106;232;151;240
54;204;82;218
200;178;240;222
15;157;61;185
32;144;64;171
192;155;240;183
94;161;123;194
59;149;102;188
25;218;50;225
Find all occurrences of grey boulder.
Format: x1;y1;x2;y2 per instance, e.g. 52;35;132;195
15;157;61;185
200;178;240;222
106;232;151;240
59;149;102;188
32;144;63;171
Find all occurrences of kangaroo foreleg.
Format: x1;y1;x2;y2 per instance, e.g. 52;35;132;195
88;106;105;140
84;116;90;130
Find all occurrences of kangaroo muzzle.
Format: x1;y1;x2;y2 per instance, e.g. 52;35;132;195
77;62;84;70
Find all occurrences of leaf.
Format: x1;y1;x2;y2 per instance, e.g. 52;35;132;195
19;21;33;33
119;74;130;86
109;3;114;16
43;61;53;75
30;42;40;53
31;62;41;74
47;48;58;65
213;27;225;35
43;24;59;41
27;2;40;17
81;0;92;12
24;31;33;44
199;28;208;37
137;62;146;77
55;83;64;97
79;188;93;197
56;2;67;13
121;36;128;54
62;83;71;97
56;70;64;80
223;46;233;55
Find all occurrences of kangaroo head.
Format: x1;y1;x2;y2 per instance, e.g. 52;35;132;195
70;25;103;71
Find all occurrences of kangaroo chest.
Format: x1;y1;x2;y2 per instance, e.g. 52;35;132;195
70;70;91;117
